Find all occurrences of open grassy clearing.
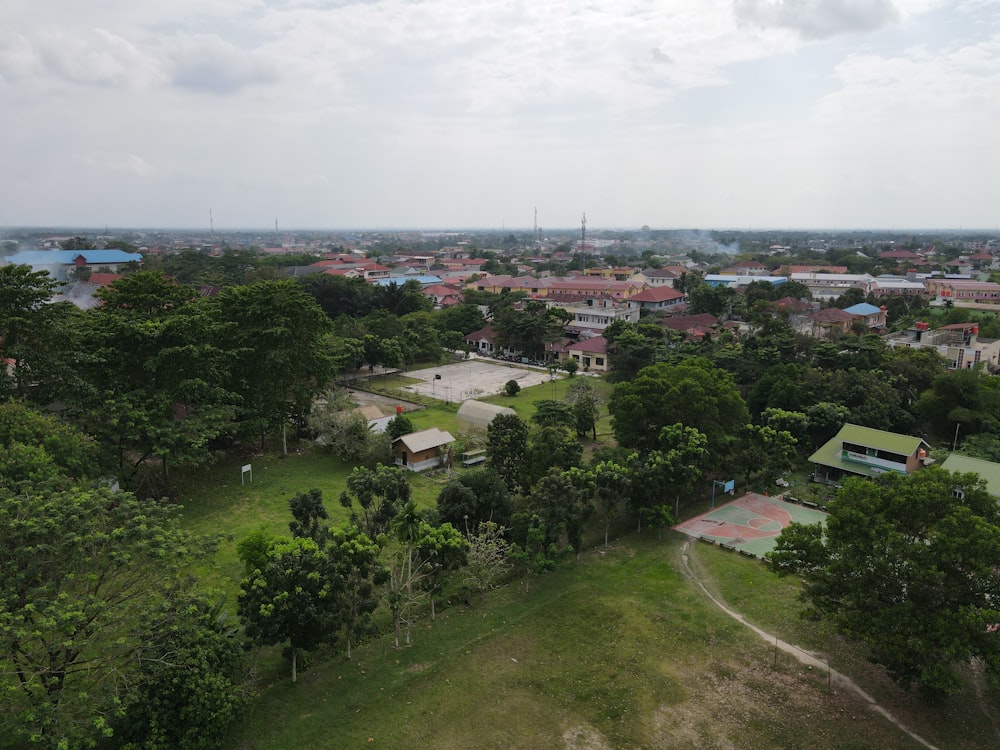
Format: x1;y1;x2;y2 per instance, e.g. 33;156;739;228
175;374;997;749
222;533;953;750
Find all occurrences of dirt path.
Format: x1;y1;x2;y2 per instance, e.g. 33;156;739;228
680;540;940;750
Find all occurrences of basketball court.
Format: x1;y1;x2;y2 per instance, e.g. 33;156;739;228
674;493;827;557
399;359;556;402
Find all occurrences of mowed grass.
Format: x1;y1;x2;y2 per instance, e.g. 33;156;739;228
222;533;950;750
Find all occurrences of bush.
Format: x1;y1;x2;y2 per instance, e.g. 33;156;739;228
504;379;521;397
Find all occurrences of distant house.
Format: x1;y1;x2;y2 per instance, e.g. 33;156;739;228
810;424;932;484
627;286;686;312
392;428;455;472
464;325;500;356
805;307;856;338
885;322;1000;371
843;302;888;332
565;336;609;372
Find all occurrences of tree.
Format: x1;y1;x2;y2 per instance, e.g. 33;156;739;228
631;424;709;522
609;358;748;457
524;424;583;489
487;413;529;493
309;404;391;467
110;593;251;750
327;524;387;659
509;514;569;593
461;521;511;597
213;280;334;452
523;469;593;556
238;537;342;683
0;486;222;747
530;399;575;429
590;460;630;547
416;522;468;620
768;467;1000;698
339;464;412;539
289;488;331;546
386;413;415;441
0;264;62;393
504;379;521;397
735;423;797;487
562;358;578;377
565;377;601;440
436;468;513;531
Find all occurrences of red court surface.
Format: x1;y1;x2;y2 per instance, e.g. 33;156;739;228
674;493;827;557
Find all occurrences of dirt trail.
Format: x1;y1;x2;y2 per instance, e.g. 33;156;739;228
680;541;940;750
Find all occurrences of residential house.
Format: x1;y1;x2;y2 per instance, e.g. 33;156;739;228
565;336;609;372
627;286;686;313
842;303;888;333
392;427;455;472
804;307;856;338
810;423;932;483
885;322;1000;370
464;325;500;356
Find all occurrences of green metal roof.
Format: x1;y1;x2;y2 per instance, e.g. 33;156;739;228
941;454;1000;498
808;424;928;478
831;424;927;456
809;438;885;478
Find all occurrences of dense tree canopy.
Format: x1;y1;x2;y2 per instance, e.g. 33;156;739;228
610;358;748;458
769;467;1000;698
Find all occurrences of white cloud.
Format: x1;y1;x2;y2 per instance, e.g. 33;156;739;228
165;34;280;93
734;0;902;39
0;0;995;229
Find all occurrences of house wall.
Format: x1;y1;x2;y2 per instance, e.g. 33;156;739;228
394;446;442;472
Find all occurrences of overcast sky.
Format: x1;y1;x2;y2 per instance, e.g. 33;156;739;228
2;1;998;231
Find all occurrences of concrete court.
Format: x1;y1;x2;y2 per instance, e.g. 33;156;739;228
398;358;556;402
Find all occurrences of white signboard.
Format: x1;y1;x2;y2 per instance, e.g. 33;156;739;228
241;464;252;485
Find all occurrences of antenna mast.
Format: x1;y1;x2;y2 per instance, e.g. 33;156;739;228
580;212;587;272
209;208;214;235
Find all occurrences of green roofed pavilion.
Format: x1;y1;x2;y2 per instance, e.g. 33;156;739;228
810;423;931;483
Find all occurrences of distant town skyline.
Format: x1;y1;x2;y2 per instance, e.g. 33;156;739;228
2;1;998;231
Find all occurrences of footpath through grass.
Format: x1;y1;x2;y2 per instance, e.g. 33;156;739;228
220;532;983;750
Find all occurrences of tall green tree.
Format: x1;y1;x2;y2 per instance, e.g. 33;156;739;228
0;264;63;395
609;358;748;458
339;464;412;539
487;413;530;493
0;486;223;747
214;280;334;452
327;524;387;659
238;537;343;683
768;467;1000;698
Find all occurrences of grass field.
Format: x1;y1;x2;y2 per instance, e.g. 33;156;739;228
219;531;1000;750
173;375;1000;750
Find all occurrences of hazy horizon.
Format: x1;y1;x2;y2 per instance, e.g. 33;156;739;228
3;1;998;231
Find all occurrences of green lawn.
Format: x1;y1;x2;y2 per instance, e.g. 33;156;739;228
220;532;995;750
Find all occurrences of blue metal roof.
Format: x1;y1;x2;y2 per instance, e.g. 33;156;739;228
371;275;442;286
6;249;143;265
843;302;882;316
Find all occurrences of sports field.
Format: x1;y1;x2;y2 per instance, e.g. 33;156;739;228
399;358;556;402
674;493;827;557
